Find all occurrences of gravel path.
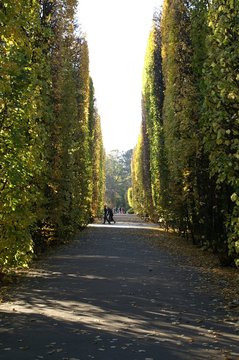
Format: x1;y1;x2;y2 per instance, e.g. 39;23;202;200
0;215;238;359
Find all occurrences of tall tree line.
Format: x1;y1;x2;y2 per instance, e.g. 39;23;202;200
0;0;105;272
132;0;239;266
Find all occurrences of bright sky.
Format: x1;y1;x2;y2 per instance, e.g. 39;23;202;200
77;0;163;153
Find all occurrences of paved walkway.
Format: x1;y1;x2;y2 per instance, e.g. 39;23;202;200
0;215;238;359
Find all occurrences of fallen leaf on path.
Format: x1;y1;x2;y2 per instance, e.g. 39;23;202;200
19;346;29;350
47;349;55;354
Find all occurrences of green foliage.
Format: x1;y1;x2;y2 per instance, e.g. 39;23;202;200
131;132;144;214
0;0;105;272
0;0;46;269
131;125;153;217
141;12;169;221
202;0;239;264
132;0;239;266
41;3;105;237
105;150;132;210
127;187;133;208
89;79;105;218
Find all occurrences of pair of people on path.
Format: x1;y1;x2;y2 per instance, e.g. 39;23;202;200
103;205;116;224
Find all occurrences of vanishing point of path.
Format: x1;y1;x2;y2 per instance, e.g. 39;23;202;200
0;215;238;360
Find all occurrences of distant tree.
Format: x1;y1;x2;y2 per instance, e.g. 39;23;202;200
105;150;132;210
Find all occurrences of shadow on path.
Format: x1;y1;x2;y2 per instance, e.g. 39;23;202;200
0;222;238;359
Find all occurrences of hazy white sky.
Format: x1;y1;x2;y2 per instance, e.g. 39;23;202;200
77;0;162;153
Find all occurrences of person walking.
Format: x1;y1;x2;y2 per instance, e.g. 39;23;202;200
107;207;116;224
103;205;110;224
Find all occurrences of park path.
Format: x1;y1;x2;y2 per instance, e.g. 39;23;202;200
0;215;238;360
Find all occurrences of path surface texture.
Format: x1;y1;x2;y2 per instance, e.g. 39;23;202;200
0;215;238;360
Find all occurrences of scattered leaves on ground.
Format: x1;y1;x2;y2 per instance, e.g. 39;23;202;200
148;230;239;312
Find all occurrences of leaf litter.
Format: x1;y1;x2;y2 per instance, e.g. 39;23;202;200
146;230;239;315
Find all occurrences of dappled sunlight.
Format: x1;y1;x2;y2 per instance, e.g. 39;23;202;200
53;254;120;260
1;219;239;360
1;290;239;357
78;275;108;280
1;262;239;359
88;223;163;231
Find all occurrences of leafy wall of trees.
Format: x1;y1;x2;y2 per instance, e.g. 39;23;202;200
132;0;239;266
0;0;105;272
